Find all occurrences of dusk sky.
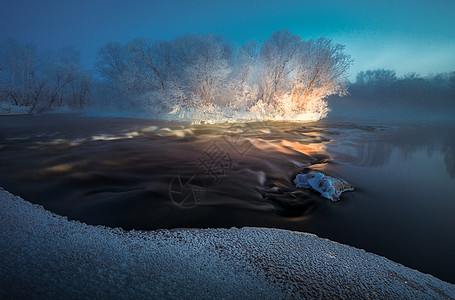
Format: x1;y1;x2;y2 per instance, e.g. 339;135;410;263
1;0;454;80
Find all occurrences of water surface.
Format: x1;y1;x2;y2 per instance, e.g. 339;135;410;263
0;114;454;283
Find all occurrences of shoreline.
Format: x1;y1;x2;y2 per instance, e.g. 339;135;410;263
1;187;454;298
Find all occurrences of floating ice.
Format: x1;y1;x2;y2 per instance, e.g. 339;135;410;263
294;172;354;201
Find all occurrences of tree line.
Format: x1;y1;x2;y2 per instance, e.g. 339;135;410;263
94;30;352;120
1;30;352;119
3;32;455;119
0;39;92;113
349;69;455;109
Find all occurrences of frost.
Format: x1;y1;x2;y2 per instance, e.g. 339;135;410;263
1;188;454;299
294;172;354;201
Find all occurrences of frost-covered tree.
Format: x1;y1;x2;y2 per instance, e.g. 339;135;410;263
179;35;232;106
253;31;351;116
0;39;92;112
257;30;301;106
40;47;81;108
95;35;234;116
95;42;128;82
290;37;352;111
122;38;168;93
95;41;148;108
230;40;260;107
151;34;233;112
236;40;259;87
94;30;352;120
0;39;37;106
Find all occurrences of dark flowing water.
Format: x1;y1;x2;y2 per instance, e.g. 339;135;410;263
0;114;454;283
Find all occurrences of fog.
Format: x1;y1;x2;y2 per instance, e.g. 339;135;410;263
328;68;455;122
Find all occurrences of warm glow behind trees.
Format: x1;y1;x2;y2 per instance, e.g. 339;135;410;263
94;30;352;120
255;31;352;116
0;30;352;120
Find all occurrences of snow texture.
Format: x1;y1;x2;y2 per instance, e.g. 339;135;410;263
0;103;31;115
1;188;454;299
294;172;355;201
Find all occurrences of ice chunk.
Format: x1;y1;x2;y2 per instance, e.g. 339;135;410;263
294;172;354;201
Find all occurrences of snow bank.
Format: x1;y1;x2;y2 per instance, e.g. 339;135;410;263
0;101;326;124
294;172;354;201
84;105;325;124
0;102;81;116
0;102;31;115
1;188;453;299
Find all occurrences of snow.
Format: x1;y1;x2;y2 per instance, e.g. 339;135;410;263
0;102;80;116
0;102;31;115
0;101;326;124
294;172;355;201
1;187;454;299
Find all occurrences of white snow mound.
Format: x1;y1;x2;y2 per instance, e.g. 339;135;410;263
1;187;454;299
294;172;354;201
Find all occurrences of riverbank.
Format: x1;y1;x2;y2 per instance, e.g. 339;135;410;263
1;188;454;299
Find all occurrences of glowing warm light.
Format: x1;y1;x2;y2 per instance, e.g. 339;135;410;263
44;163;78;174
281;140;327;157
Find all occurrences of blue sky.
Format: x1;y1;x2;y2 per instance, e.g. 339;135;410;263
1;0;454;80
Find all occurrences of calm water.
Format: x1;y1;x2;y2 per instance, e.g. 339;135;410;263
0;114;454;283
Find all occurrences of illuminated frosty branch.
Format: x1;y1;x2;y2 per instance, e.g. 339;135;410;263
95;30;352;121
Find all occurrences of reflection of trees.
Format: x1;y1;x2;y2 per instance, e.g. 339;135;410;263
442;134;455;178
336;124;455;178
353;142;393;167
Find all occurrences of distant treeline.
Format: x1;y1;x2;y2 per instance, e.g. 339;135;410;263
330;69;455;111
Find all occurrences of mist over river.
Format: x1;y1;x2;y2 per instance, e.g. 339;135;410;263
0;114;454;283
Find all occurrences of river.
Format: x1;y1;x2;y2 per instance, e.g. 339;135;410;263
0;113;454;283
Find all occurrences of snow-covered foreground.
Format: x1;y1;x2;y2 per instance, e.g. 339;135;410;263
1;188;454;299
